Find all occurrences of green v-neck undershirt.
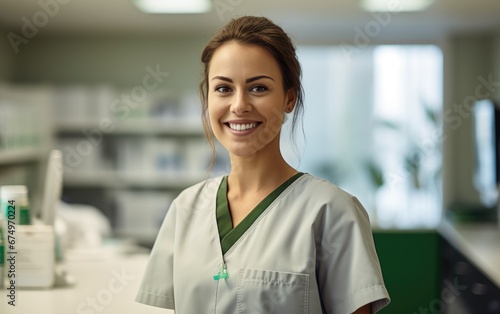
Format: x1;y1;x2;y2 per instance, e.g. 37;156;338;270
216;172;305;255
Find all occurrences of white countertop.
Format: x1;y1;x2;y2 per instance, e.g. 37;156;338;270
438;219;500;288
0;248;173;314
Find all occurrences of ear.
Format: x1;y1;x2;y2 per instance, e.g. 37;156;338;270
284;89;296;113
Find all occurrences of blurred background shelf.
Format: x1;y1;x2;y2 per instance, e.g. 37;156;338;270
113;231;160;245
0;82;222;245
0;84;54;200
0;147;49;165
44;84;228;245
54;119;204;136
63;171;207;189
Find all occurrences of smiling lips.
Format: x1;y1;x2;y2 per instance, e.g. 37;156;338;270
228;122;258;131
224;121;261;134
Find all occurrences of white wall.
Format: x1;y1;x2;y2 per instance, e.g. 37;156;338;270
11;34;210;94
495;34;500;101
443;34;498;209
0;28;16;81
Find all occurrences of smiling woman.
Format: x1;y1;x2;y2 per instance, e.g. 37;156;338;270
135;16;390;314
199;17;305;168
207;42;294;160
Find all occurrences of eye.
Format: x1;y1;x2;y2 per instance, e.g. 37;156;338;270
215;85;232;93
250;85;268;92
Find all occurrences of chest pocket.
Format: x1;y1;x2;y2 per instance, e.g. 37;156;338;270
237;268;310;314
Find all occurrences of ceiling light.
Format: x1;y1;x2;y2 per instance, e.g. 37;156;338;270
361;0;434;12
132;0;212;14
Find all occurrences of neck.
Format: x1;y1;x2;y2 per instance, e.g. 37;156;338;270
227;139;297;197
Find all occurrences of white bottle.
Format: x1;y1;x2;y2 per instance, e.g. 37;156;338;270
0;185;55;288
0;185;31;225
16;224;55;288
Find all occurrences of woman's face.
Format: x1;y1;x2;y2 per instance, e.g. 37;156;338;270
207;42;295;159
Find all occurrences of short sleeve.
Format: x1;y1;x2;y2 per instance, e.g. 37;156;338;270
135;200;177;309
316;195;390;314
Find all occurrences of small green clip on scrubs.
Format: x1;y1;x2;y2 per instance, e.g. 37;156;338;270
136;173;390;313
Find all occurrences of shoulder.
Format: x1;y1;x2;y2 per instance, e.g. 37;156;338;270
293;173;370;225
173;175;224;207
295;173;362;208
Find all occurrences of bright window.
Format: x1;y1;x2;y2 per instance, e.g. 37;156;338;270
282;45;443;228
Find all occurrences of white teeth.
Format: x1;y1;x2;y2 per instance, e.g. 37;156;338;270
228;122;258;131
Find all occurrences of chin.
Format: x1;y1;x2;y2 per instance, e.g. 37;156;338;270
227;144;261;159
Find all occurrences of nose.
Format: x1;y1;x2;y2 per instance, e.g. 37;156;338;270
230;90;252;115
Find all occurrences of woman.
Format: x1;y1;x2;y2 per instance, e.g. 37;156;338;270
136;16;390;313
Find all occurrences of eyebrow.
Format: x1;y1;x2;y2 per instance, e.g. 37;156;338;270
211;75;274;83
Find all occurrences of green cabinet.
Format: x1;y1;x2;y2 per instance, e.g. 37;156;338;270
373;231;441;314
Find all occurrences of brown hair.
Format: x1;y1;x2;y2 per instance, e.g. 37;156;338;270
199;16;304;168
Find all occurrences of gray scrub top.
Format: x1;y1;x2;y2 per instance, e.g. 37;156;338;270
136;173;390;313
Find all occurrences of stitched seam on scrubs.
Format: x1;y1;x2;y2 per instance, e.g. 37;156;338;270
213;274;220;314
371;287;391;313
304;274;310;314
237;268;245;313
237;269;310;313
243;279;295;285
136;290;174;308
210;176;225;314
339;284;388;314
138;290;174;298
222;173;307;257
